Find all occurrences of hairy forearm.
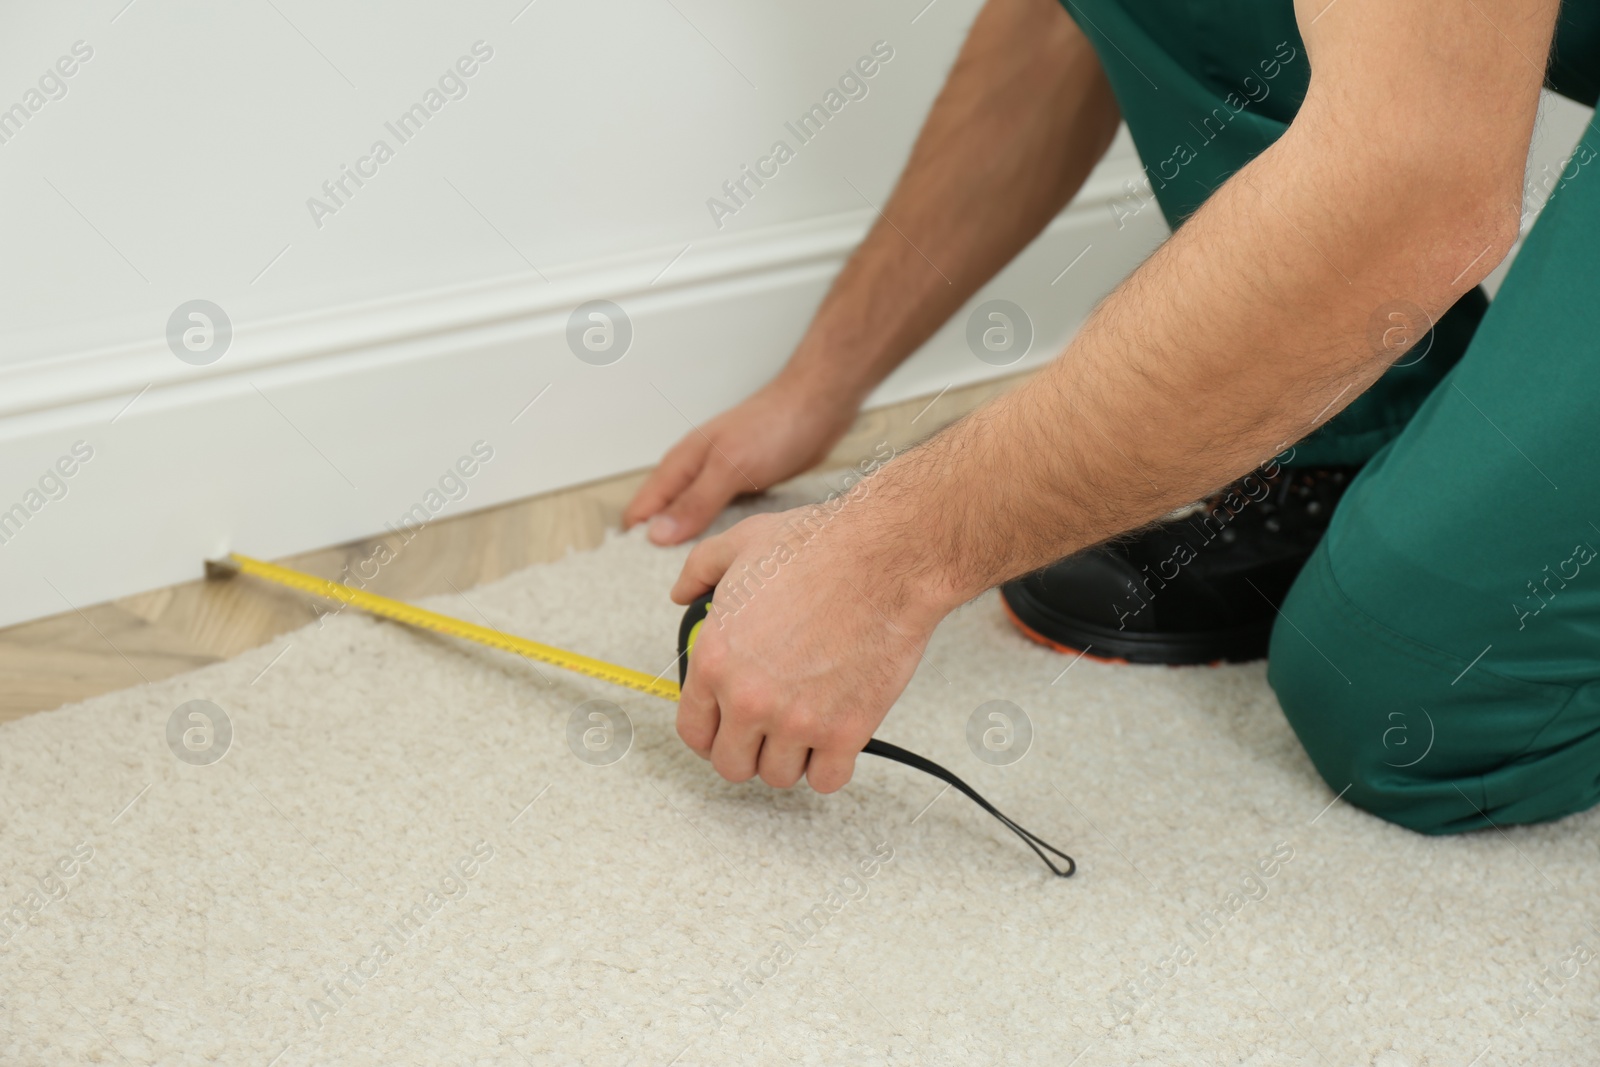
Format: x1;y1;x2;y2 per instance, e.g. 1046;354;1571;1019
854;105;1523;613
782;0;1121;407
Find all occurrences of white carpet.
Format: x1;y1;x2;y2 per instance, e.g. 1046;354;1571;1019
3;476;1597;1066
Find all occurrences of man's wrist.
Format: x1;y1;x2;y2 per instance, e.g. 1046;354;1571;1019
838;398;1097;621
830;459;983;626
778;324;892;410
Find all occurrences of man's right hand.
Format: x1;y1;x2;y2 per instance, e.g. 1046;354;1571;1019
622;377;858;545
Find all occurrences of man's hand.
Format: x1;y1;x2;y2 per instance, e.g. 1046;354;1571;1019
625;0;1118;548
622;377;857;546
669;505;950;791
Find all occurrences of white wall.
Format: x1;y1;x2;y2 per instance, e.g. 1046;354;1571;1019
0;1;969;362
0;0;1589;628
0;0;1166;627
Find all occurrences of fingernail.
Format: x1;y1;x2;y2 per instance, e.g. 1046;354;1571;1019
648;515;678;544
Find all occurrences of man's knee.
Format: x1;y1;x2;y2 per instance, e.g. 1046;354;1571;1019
1269;627;1455;834
1266;547;1595;835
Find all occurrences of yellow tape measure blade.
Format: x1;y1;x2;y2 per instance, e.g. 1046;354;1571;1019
221;553;681;702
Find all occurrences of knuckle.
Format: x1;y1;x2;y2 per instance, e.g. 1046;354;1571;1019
686;475;729;504
706;441;743;473
712;754;754;784
684;666;721;701
808;761;853;794
688;638;727;678
724;679;774;720
760;768;801;789
779;707;821;740
675;715;713;755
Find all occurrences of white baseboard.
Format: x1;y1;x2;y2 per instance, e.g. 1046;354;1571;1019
0;165;1166;628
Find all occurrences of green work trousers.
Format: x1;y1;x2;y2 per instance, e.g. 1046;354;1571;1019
1060;0;1600;831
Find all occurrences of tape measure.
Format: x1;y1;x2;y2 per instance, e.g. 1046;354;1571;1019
215;553;680;701
216;553;1075;877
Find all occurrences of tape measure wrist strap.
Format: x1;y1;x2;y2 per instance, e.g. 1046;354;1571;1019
862;739;1076;878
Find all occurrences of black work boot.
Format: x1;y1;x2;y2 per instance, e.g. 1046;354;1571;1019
1000;465;1357;665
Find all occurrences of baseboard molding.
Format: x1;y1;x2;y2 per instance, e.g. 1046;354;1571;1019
0;167;1166;628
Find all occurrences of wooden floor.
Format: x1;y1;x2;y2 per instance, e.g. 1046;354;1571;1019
0;375;1027;724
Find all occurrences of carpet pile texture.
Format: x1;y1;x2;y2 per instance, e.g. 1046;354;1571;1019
3;477;1597;1065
